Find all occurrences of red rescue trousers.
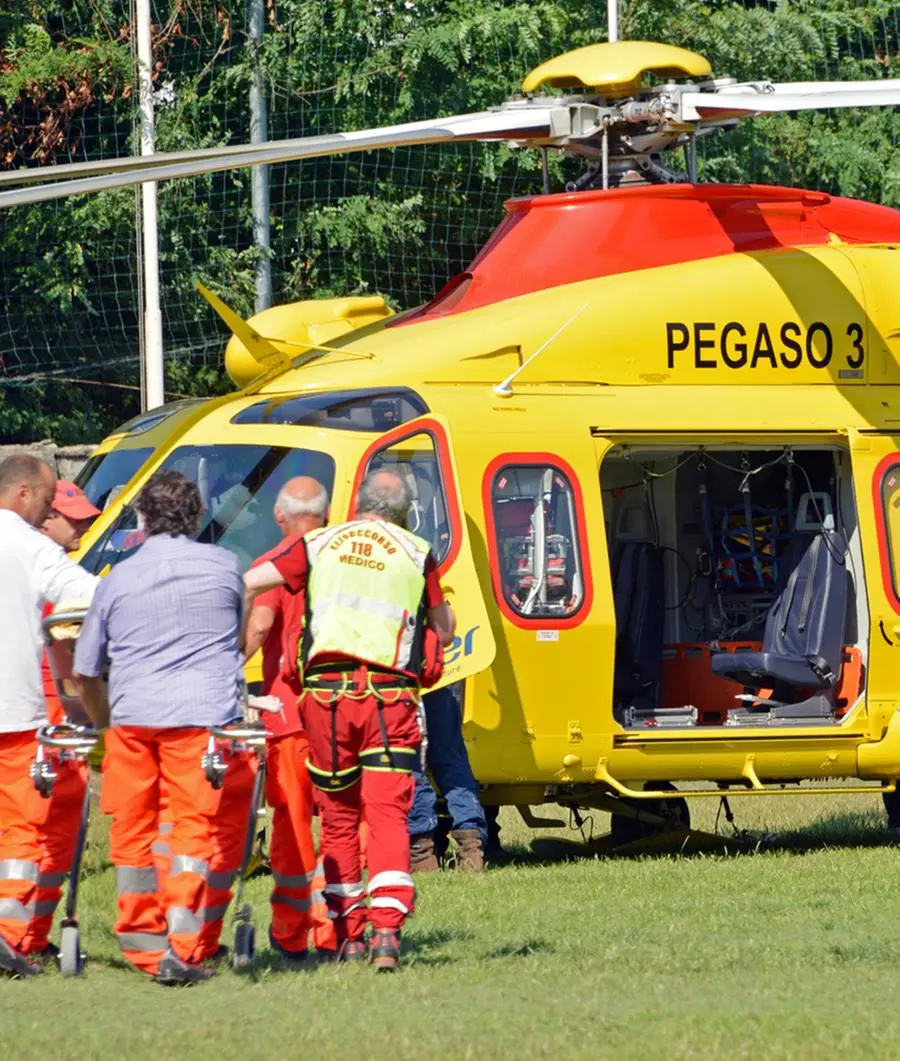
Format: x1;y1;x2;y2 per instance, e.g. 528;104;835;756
302;676;421;942
0;730;88;956
267;732;335;954
102;727;255;975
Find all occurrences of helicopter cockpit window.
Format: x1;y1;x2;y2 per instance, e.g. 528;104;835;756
490;463;586;620
362;431;452;566
231;388;428;433
113;399;205;437
80;443;336;574
75;448;154;511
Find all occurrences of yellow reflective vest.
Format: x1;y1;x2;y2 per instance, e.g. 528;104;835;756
301;519;432;673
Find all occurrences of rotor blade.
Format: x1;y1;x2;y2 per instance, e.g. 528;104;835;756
0;142;284;187
768;79;900;95
0;107;558;209
683;84;900;119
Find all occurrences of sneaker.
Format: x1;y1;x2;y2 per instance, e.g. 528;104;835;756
369;929;401;972
336;939;368;964
153;950;215;987
0;936;43;978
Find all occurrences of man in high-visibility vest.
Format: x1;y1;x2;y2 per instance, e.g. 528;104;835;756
244;470;454;971
244;475;337;962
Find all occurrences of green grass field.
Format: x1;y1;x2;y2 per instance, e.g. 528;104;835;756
3;788;900;1060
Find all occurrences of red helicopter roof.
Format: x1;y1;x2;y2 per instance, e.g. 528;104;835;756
395;183;900;325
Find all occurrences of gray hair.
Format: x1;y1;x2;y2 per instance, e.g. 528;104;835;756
275;481;329;519
356;469;412;525
0;454;49;494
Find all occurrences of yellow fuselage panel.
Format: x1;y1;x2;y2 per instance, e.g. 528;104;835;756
265;244;888;393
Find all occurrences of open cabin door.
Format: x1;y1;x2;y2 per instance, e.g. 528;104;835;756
849;431;900;727
352;414;496;689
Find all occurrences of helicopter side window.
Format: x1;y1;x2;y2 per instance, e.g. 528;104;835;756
879;460;900;605
361;431;452;566
488;461;587;621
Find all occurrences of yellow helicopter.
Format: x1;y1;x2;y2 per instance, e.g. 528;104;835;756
5;40;900;849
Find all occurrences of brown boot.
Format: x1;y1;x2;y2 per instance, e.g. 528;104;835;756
410;833;440;872
451;829;485;872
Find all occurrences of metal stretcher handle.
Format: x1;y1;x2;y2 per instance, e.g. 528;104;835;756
209;723;267;748
42;608;90;631
36;723;99;754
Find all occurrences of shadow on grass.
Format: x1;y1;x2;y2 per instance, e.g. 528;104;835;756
226;928;473;978
402;927;471;967
497;809;899;866
481;938;553;961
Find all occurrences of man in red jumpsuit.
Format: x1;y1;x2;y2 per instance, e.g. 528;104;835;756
244;475;336;962
244;470;454;970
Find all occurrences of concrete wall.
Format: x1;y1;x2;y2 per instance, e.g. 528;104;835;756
0;442;96;481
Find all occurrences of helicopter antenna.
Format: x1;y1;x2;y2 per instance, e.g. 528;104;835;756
493;302;590;397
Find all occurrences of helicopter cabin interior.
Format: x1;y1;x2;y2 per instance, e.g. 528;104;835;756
599;443;865;730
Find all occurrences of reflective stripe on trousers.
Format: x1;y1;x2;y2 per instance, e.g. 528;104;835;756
0;734;88;955
266;732;329;953
104;726;255;975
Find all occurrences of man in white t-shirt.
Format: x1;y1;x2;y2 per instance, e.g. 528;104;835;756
0;454;98;978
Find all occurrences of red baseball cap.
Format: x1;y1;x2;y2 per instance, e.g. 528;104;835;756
52;481;101;521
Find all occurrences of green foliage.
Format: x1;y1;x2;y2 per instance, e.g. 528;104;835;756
0;0;897;441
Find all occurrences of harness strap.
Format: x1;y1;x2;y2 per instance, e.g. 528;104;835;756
305;676;416;692
797;534;822;634
359;747;417;774
698;461;721;595
740;476;765;590
374;703;396;771
306;760;362;792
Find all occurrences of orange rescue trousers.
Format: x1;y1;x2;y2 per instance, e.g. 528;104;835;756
267;732;336;955
102;726;255;976
0;730;88;956
303;682;420;943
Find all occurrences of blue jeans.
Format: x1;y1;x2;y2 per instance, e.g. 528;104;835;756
409;686;486;843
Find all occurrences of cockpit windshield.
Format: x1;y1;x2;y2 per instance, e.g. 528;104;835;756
76;448;154;511
81;444;336;574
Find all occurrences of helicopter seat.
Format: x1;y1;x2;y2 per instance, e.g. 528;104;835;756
711;508;847;715
611;505;666;715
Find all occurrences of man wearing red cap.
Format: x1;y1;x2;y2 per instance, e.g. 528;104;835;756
40;481;102;725
41;480;101;555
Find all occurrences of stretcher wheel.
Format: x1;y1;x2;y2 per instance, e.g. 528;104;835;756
232;923;256;969
59;925;83;978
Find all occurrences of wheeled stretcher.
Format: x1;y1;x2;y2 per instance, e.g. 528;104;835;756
36;608;100;976
30;723;99;977
202;715;271;970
